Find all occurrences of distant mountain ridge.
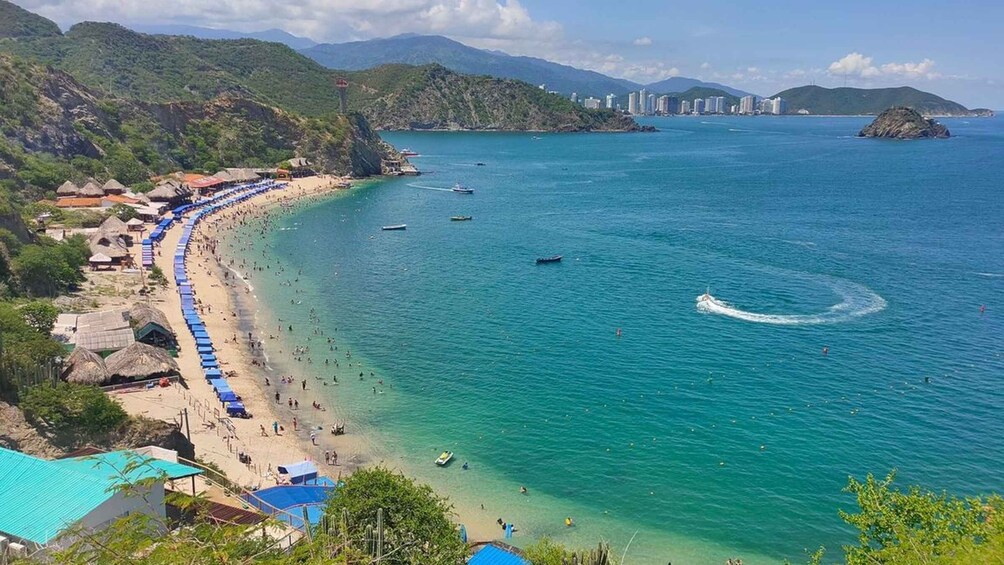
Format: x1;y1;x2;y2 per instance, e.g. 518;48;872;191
128;24;317;50
298;34;753;99
0;3;643;133
772;85;979;116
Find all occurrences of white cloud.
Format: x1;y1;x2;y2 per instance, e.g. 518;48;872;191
632;36;652;46
17;0;561;43
828;52;939;80
700;62;711;70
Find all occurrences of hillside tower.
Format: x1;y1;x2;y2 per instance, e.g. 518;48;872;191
336;78;348;114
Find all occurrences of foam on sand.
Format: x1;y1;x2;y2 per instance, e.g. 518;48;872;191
696;278;886;325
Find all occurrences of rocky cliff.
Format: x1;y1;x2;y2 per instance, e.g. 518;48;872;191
858;107;950;139
0;53;395;191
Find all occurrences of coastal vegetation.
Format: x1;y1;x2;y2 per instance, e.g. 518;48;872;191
0;3;643;133
773;85;978;116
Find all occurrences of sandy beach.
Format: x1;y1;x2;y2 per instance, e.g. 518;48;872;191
108;176;498;541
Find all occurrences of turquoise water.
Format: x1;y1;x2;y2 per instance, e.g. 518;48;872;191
240;116;1004;563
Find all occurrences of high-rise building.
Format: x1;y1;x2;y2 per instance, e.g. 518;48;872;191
639;89;649;115
657;95;669;114
680;100;691;114
693;98;705;114
584;97;601;109
714;96;725;114
570;92;578;104
760;98;773;114
666;96;680;114
647;94;656;115
739;95;757;115
771;97;787;115
605;94;617;109
628;92;639;115
704;97;717;114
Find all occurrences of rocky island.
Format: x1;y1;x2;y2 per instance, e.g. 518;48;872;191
858;107;950;139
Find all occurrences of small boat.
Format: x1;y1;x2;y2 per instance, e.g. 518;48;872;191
475;162;486;166
435;451;454;466
401;148;420;157
450;216;473;221
452;183;475;194
381;224;407;231
536;255;562;264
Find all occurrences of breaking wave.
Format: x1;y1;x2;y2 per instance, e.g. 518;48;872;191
696;278;886;325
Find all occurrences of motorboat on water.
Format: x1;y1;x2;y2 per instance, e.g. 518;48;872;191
450;216;473;221
452;183;475;194
401;148;420;157
536;255;562;264
435;451;454;466
381;224;407;231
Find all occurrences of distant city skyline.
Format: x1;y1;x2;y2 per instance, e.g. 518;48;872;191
14;0;1002;108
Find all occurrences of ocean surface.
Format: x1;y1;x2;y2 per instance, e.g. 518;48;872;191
231;116;1004;563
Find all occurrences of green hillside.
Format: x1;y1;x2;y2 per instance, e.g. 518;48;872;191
773;85;973;116
0;3;642;132
0;53;391;196
0;0;61;39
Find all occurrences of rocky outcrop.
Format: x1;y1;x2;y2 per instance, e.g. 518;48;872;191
858;107;950;139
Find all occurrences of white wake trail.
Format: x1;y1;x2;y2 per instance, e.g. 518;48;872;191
696;279;886;325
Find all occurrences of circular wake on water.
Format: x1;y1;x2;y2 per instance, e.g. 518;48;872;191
695;277;886;325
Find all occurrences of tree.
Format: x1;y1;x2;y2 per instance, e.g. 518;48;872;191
837;470;1004;564
109;203;139;222
20;382;127;434
0;301;64;367
19;300;58;333
11;243;78;296
323;467;468;564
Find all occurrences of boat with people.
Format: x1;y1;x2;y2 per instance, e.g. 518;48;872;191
435;451;454;466
536;255;562;264
450;216;473;221
381;224;407;231
452;183;475;194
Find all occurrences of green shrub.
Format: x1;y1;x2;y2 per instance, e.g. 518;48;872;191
21;382;127;434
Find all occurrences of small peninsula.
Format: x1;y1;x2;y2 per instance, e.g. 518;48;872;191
858;107;951;139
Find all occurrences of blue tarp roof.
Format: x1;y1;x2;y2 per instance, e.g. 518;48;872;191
276;461;318;483
468;545;530;565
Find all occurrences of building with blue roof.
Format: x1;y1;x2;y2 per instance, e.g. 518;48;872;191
0;446;201;555
468;543;531;565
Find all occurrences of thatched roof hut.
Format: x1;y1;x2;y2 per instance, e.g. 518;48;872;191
88;231;129;260
105;342;179;381
102;179;126;194
129;303;176;348
62;347;110;385
99;215;128;236
78;181;105;197
56;181;79;197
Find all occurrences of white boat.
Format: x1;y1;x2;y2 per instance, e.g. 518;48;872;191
452;183;474;194
435;451;453;466
382;224;407;231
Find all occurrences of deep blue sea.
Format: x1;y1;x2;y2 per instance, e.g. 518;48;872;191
236;116;1004;563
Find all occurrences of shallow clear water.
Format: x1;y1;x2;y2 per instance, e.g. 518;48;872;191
236;116;1004;563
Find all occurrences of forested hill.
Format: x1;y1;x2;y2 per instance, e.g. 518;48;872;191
772;85;979;116
0;4;643;132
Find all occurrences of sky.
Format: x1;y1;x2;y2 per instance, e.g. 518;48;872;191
14;0;1004;108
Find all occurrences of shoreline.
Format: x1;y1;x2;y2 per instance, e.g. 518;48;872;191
114;175;500;542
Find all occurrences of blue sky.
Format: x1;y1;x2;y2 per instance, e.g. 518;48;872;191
17;0;1003;107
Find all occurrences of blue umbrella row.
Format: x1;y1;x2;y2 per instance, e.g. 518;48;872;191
152;180;288;418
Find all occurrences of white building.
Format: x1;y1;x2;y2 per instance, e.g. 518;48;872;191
570;92;578;104
605;94;617;109
771;97;787;115
693;98;705;114
627;92;640;115
680;100;691;114
0;447;202;555
639;89;649;115
583;97;601;109
739;95;757;115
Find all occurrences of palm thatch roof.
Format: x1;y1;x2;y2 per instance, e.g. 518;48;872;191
129;303;174;335
102;179;126;193
99;215;128;235
89;252;112;263
88;231;129;259
62;347;110;385
56;181;79;196
105;342;180;380
78;181;104;197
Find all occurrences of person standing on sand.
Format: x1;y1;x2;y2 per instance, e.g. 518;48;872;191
310;432;317;445
272;421;279;435
302;379;307;391
275;391;280;404
260;424;267;436
293;417;297;431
